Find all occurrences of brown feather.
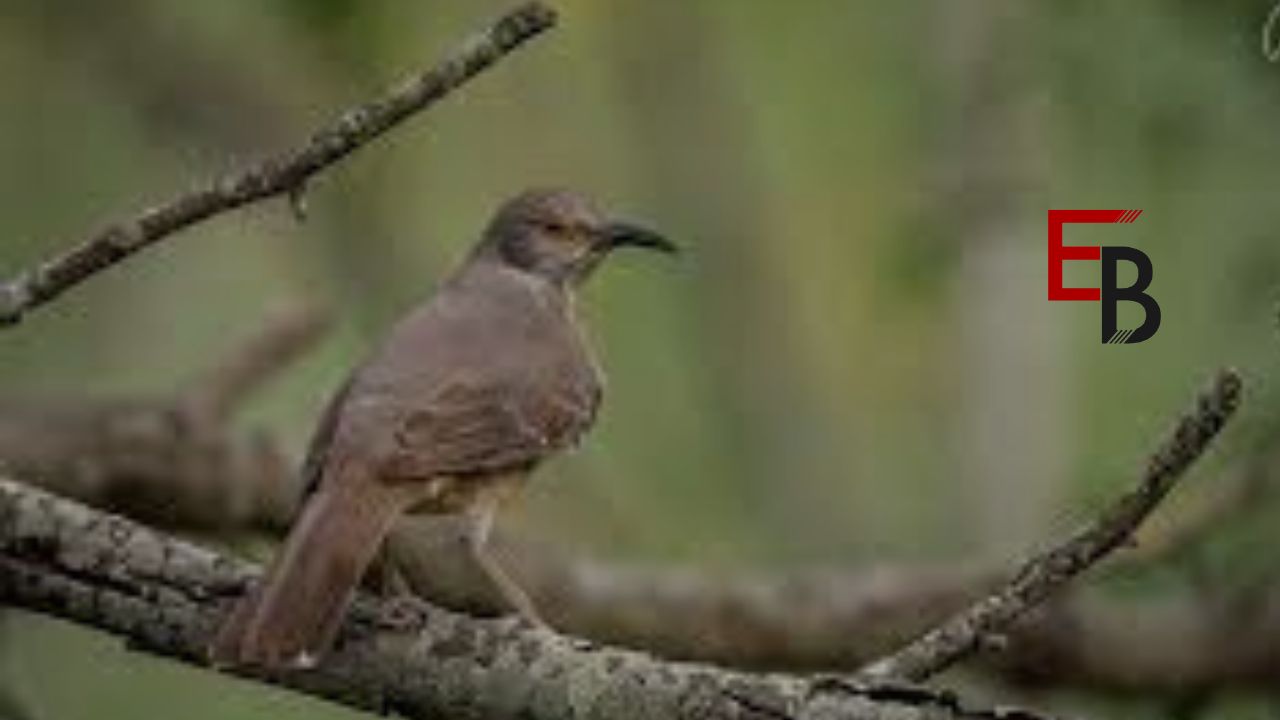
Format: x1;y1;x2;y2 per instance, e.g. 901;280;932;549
209;475;416;667
337;261;602;482
209;189;646;668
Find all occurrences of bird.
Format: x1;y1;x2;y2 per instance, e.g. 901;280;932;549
208;188;675;669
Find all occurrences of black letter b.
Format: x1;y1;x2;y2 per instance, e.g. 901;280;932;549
1101;246;1160;344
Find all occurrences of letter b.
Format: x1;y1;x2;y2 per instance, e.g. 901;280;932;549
1101;246;1160;344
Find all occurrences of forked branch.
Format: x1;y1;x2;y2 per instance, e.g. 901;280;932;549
0;477;1060;720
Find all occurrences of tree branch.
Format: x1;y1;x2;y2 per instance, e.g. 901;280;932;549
858;368;1243;682
2;342;1269;695
383;524;999;670
984;588;1280;694
0;478;1063;720
0;2;557;328
0;304;328;533
2;353;1269;694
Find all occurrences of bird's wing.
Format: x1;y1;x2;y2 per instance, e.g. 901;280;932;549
384;371;600;479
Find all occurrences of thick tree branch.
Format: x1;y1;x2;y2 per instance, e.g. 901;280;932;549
0;2;556;328
985;589;1280;694
0;478;1061;720
0;395;293;534
384;524;998;670
858;368;1243;682
0;304;327;532
2;351;1270;693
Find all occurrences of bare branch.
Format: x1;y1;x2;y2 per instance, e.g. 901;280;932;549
0;478;1065;720
0;305;328;534
3;356;1270;691
2;349;1269;694
0;2;557;328
178;302;330;425
858;368;1244;682
0;396;294;534
985;588;1280;694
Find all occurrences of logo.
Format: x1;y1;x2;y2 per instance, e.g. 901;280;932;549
1048;209;1161;344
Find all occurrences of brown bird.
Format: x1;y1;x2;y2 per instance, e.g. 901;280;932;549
210;188;674;668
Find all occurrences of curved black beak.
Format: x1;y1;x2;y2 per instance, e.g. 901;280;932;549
603;221;678;255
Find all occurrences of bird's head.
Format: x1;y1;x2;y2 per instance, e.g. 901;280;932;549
478;188;676;285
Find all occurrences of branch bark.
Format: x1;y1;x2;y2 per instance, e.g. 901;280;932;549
2;354;1268;693
0;478;1062;720
0;2;556;328
386;526;998;670
858;368;1243;682
2;338;1269;691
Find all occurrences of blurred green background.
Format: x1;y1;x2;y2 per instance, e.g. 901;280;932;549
3;0;1280;718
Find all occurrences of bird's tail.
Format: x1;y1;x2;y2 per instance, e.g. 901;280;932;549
209;478;409;668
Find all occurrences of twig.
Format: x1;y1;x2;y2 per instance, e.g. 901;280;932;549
178;301;330;424
1;359;1269;691
4;369;1275;695
0;2;557;328
858;368;1243;682
0;478;1066;720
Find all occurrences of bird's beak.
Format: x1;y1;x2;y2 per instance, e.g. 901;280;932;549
603;221;678;255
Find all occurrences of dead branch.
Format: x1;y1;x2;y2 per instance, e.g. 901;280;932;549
0;2;556;328
0;478;1064;720
858;368;1243;682
985;589;1280;694
0;304;327;533
2;351;1272;695
0;396;292;534
385;524;998;670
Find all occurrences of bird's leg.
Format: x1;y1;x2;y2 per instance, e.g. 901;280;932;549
462;499;547;629
364;533;414;599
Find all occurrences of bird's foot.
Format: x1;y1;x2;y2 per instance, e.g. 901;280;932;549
510;609;552;634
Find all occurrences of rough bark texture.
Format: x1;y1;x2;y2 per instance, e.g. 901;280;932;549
393;525;994;670
0;478;1061;720
2;347;1270;694
0;2;556;327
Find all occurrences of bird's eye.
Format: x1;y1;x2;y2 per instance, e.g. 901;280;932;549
540;219;568;235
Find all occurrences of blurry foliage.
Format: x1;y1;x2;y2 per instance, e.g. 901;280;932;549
1;0;1280;718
